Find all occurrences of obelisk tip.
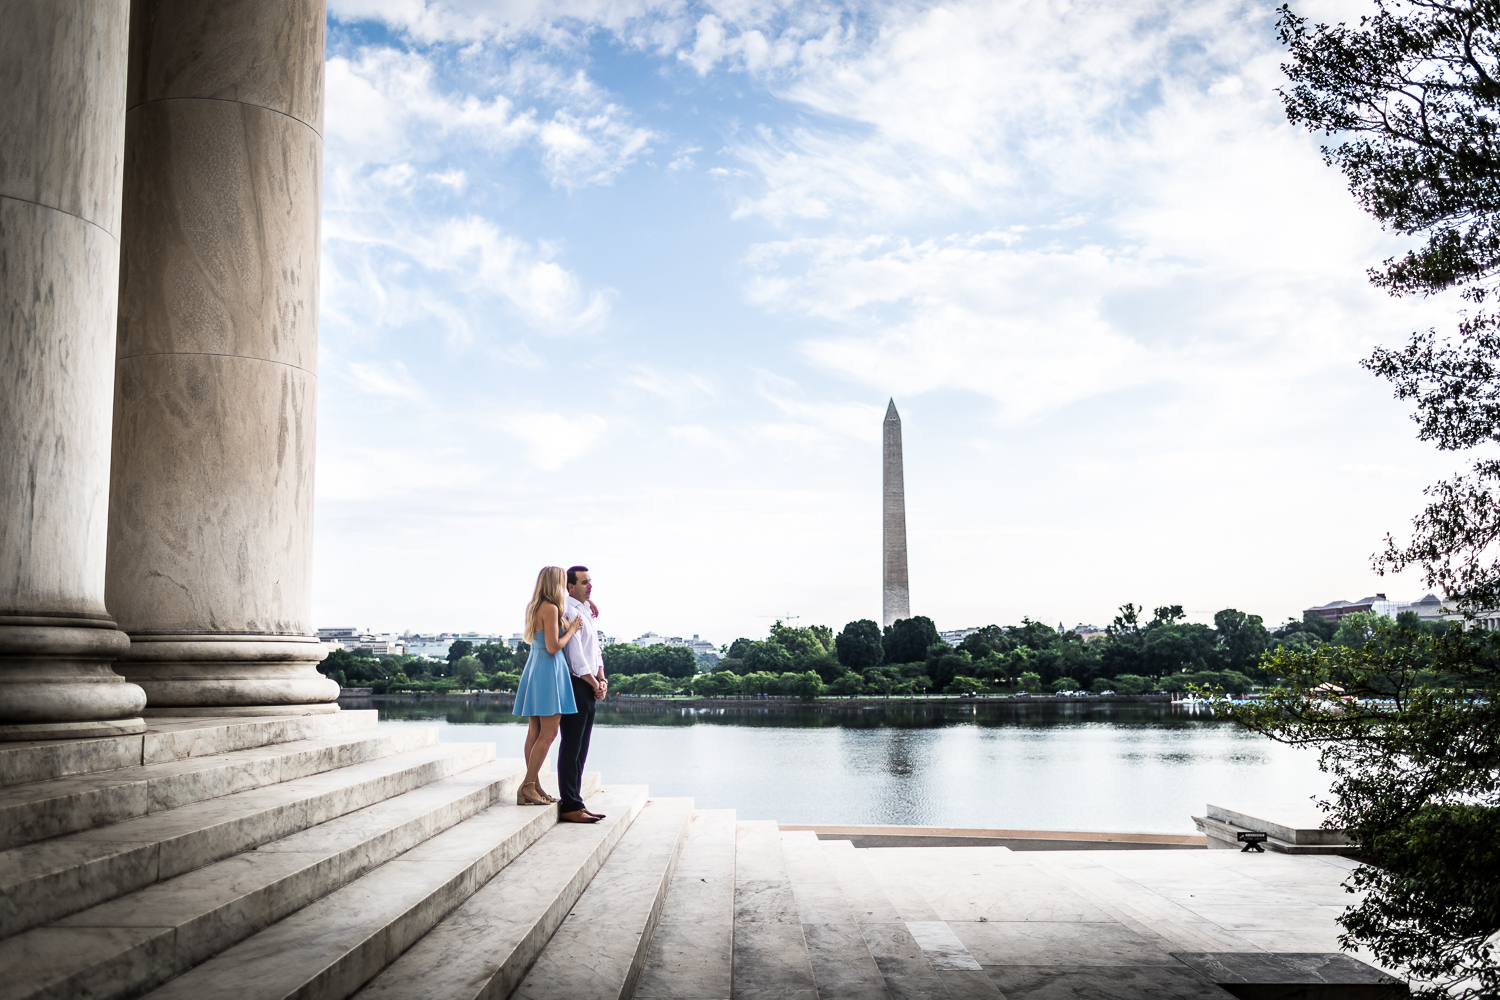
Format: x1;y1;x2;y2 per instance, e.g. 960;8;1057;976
885;398;899;421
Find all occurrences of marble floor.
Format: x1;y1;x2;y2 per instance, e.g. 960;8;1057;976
843;844;1392;999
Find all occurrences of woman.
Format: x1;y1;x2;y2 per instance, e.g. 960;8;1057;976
512;566;586;808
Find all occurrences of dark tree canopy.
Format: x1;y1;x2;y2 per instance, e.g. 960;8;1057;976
835;620;885;668
882;616;939;664
446;639;473;664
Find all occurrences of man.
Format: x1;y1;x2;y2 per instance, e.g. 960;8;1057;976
557;565;607;823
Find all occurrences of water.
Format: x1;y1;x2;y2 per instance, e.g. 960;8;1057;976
367;699;1331;834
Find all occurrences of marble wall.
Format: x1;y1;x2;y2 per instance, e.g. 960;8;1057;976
0;1;148;738
107;0;336;714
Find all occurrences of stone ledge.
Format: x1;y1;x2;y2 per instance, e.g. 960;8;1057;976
0;712;377;787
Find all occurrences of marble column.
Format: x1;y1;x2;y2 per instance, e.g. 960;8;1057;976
0;2;149;739
883;398;910;628
106;0;338;715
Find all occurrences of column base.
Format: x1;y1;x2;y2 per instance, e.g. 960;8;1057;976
115;634;339;712
0;617;150;741
0;717;147;740
143;703;338;718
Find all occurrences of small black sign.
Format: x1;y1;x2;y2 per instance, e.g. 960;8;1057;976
1237;831;1268;853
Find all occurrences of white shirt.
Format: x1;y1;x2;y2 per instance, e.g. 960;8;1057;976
562;595;603;678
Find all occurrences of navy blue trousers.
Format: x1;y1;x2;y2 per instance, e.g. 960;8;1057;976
557;674;596;813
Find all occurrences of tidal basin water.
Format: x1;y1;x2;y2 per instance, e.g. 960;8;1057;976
370;700;1331;834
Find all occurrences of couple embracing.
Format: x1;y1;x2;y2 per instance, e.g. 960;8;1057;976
512;565;608;824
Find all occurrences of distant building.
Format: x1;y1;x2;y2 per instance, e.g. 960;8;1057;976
938;627;979;646
1072;624;1108;641
1304;594;1403;621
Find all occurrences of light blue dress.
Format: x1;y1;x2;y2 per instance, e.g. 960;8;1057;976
512;630;578;717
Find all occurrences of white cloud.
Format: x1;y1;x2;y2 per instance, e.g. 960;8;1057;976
493;411;609;470
347;360;426;400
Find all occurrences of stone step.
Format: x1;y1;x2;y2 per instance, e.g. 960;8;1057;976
635;808;737;1000
0;724;438;851
0;739;493;939
781;832;892;1000
818;840;1004;1000
0;712;379;788
0;762;587;1000
350;784;648;1000
733;820;818;998
145;783;644;1000
513;796;694;1000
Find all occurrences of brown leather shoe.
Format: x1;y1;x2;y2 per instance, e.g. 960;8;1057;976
559;809;600;823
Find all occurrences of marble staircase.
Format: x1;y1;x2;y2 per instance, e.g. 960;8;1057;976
0;717;1409;1000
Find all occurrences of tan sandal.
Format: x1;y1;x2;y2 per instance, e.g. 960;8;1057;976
516;780;549;806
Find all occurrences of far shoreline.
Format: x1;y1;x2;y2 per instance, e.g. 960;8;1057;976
337;690;1176;710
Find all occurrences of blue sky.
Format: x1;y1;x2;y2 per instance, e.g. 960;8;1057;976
313;0;1466;644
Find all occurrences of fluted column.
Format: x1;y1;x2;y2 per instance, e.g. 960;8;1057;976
0;1;149;740
107;0;337;715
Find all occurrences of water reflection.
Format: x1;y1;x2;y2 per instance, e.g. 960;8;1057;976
360;699;1329;833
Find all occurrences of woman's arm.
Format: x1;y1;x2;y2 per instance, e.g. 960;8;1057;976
539;603;584;655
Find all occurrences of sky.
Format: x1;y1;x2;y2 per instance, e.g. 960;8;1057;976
313;0;1470;646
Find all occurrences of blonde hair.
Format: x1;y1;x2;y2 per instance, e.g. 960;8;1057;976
524;566;567;636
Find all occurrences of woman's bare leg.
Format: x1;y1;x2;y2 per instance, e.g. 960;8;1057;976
523;715;561;798
523;716;541;774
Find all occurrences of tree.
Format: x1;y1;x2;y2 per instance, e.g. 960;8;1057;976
1225;622;1500;998
1017;671;1041;692
447;639;474;665
726;637;754;659
1215;609;1271;672
490;672;520;692
695;672;740;698
453;655;481;689
835;620;885;668
958;625;1008;659
739;671;781;697
602;643;646;676
925;646;971;694
1279;1;1500;610
1141;622;1218;675
743;641;794;674
1333;611;1392;649
645;645;697;679
946;675;987;695
475;642;511;672
883;616;939;664
1049;676;1081;693
828;673;865;698
781;671;826;701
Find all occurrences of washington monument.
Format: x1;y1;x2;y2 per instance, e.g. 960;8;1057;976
883;399;910;627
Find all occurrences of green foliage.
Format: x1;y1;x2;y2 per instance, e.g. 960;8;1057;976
1333;611;1393;649
727;638;753;659
447;639;474;665
925;645;971;693
769;620;827;660
645;644;698;679
781;671;826;701
803;653;848;684
1223;620;1500;997
614;672;677;697
1215;609;1271;671
1049;676;1081;693
1110;674;1154;695
453;655;481;688
958;625;1008;659
694;671;741;698
835;620;885;668
946;675;988;694
743;641;794;674
739;671;782;697
883;616;939;664
1017;671;1041;692
828;673;865;697
602;643;644;676
489;672;520;692
474;642;512;672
